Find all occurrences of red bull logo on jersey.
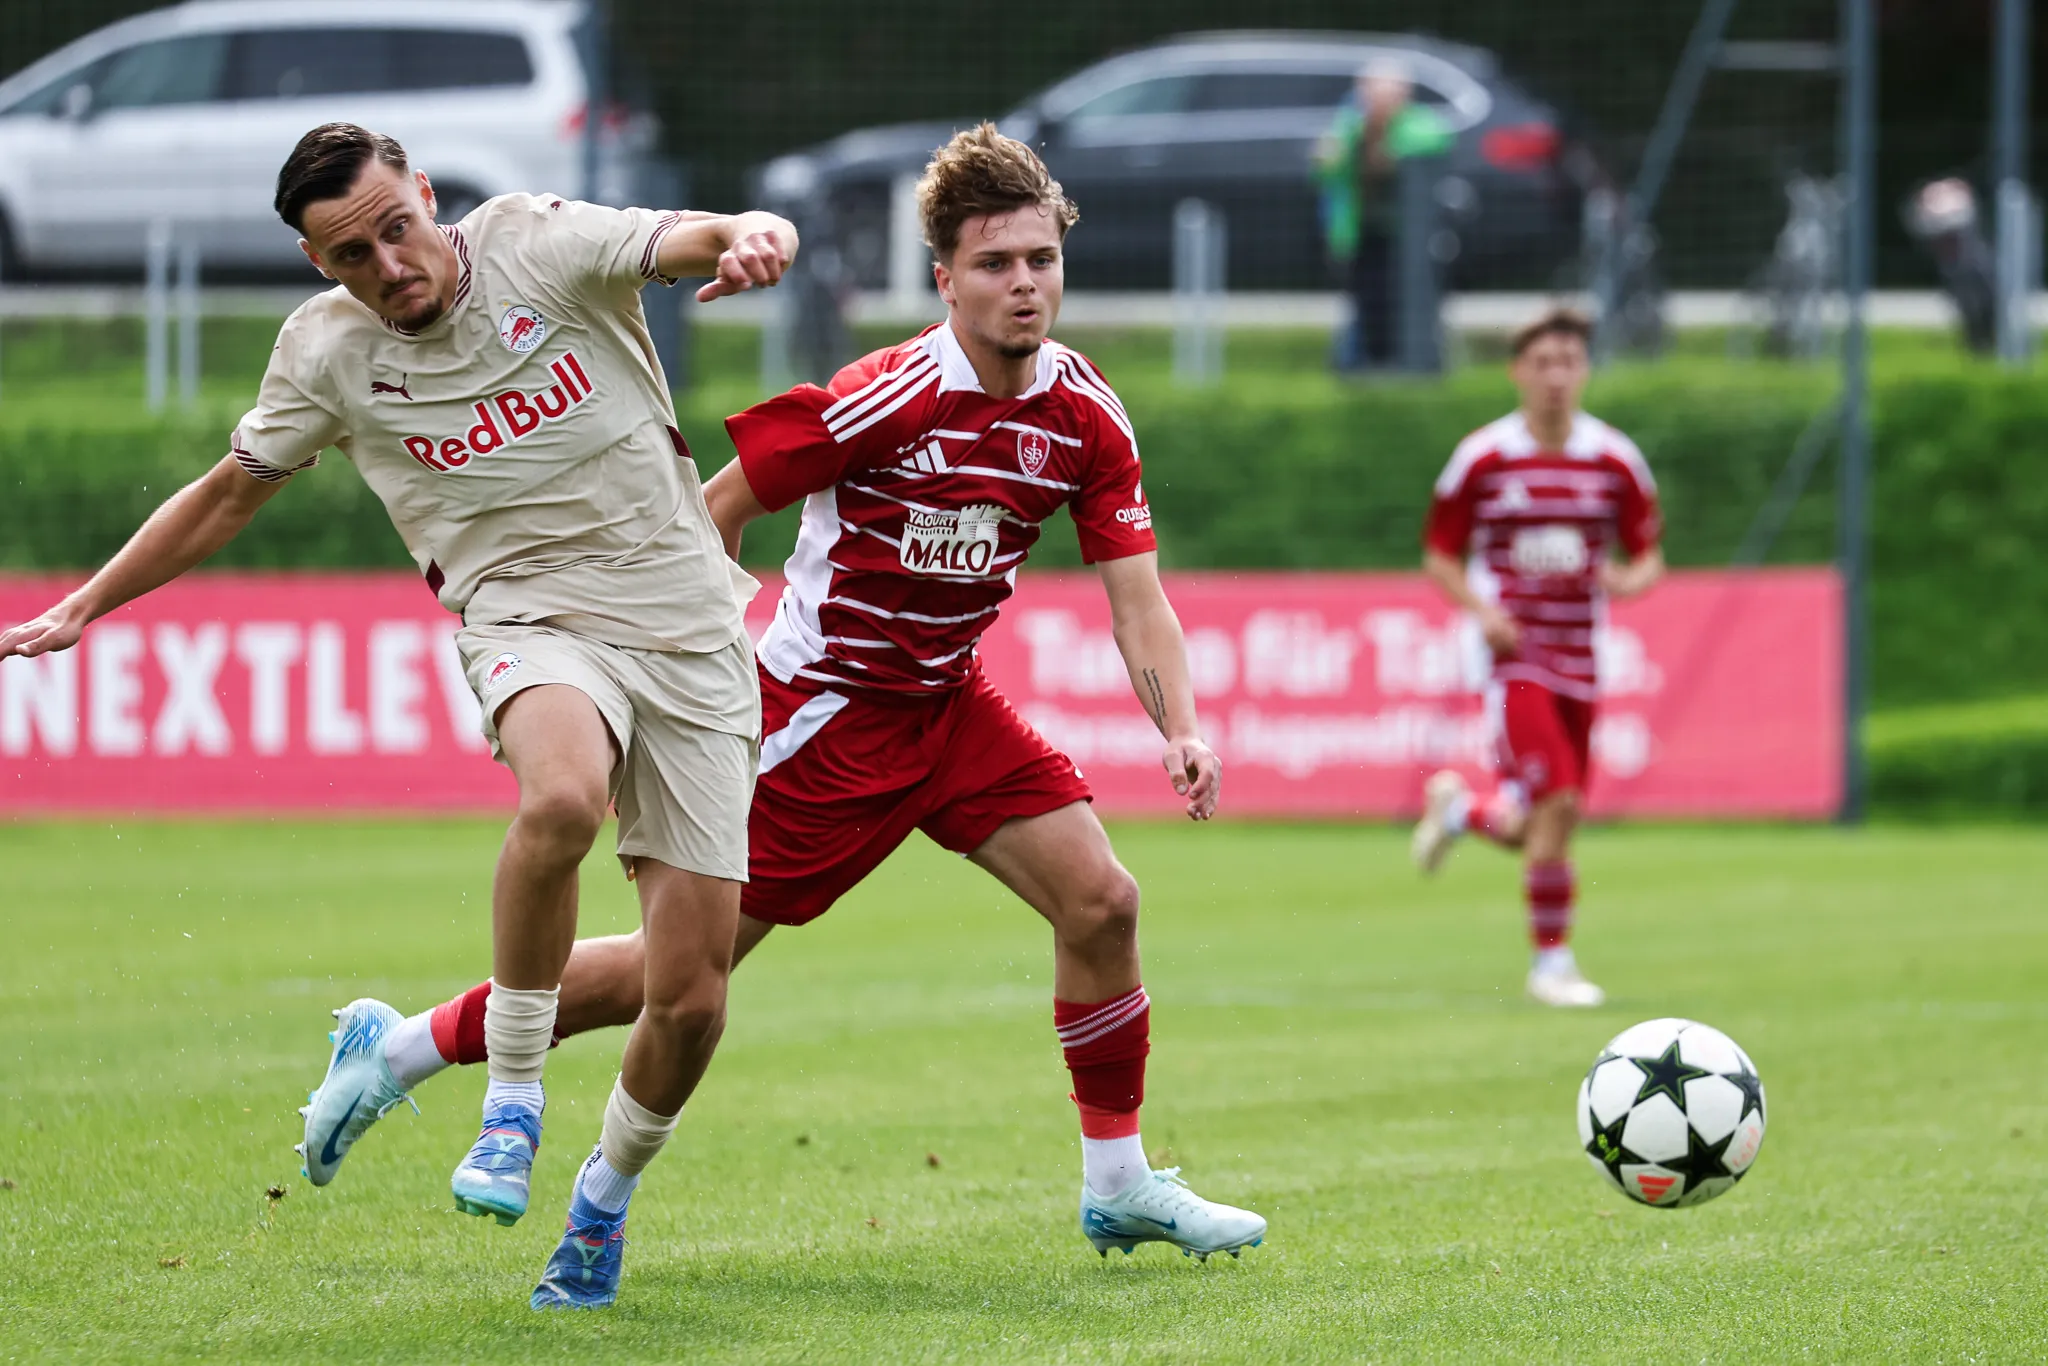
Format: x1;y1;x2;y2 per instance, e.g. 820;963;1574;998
900;504;1006;577
498;304;548;354
399;352;595;474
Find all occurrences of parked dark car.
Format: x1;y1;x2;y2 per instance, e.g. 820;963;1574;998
756;31;1595;292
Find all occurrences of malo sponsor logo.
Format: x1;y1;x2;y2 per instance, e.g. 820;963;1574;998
400;352;594;474
900;504;1005;577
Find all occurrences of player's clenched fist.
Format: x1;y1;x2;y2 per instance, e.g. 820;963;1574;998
0;603;86;661
696;216;798;302
1163;737;1222;822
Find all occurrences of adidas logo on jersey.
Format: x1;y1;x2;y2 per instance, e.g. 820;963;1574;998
901;504;1005;576
399;352;594;474
898;440;950;476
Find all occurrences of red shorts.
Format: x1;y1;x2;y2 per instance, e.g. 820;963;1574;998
1491;679;1594;801
742;666;1092;926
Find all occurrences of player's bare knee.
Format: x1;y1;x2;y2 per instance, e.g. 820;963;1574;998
1549;788;1583;828
641;974;728;1050
516;780;608;858
1062;865;1141;951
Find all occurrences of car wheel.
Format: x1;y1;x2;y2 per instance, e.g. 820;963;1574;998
433;184;486;226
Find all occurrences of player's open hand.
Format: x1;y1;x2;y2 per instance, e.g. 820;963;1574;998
697;226;794;303
1162;736;1221;821
0;602;86;661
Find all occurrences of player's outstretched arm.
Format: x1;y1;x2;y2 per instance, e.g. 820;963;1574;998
655;211;799;304
1098;552;1221;821
0;455;285;661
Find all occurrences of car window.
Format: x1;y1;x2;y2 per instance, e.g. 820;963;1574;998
226;28;533;100
90;35;231;110
0;57;110;116
1064;74;1199;123
1190;71;1356;112
394;31;533;90
230;28;400;100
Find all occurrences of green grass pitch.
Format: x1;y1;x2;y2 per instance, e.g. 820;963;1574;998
3;818;2044;1361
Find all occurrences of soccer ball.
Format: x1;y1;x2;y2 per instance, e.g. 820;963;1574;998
1577;1017;1766;1208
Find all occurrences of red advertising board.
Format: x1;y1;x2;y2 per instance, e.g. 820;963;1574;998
0;568;1840;818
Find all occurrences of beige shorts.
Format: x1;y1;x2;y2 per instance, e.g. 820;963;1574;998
456;623;761;882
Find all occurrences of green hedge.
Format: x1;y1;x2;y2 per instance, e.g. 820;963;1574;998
5;358;2044;715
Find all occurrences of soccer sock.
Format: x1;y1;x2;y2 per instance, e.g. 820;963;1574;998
1440;788;1472;834
482;980;559;1085
1055;986;1150;1197
1527;859;1576;955
572;1076;680;1213
382;1011;448;1090
430;979;569;1068
1471;789;1524;846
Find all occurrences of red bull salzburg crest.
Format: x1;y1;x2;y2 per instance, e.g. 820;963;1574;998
1017;427;1051;478
498;304;547;354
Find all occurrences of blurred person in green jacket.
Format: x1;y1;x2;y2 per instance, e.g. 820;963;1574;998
1316;61;1452;370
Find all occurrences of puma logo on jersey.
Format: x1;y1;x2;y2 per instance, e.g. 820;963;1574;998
900;504;1005;576
400;351;594;474
370;375;413;400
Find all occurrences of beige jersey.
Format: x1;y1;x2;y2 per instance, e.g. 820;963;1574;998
231;193;752;654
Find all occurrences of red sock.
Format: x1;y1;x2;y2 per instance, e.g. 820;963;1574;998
429;980;567;1067
1054;986;1149;1139
1471;788;1522;846
1527;859;1575;949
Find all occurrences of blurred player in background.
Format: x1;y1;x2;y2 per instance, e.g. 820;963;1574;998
308;123;1267;1273
0;122;798;1310
1409;310;1664;1007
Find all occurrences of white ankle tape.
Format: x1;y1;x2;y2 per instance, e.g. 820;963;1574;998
599;1076;681;1178
483;981;559;1084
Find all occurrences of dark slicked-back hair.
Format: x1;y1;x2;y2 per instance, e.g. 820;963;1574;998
275;123;409;233
916;122;1079;262
1510;307;1595;358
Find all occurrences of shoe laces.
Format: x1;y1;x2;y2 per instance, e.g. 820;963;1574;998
1144;1166;1208;1215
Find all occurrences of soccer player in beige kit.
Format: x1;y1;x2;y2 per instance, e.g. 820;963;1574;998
0;123;796;1308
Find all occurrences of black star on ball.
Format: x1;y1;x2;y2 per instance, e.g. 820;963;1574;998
1631;1040;1714;1109
1725;1068;1767;1126
1675;1120;1738;1184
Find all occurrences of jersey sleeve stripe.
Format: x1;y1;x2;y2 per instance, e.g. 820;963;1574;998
823;355;938;427
639;210;685;281
1436;423;1506;498
1053;359;1136;444
827;361;940;443
1060;353;1133;427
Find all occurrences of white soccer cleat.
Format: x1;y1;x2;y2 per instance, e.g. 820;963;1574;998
1411;770;1470;874
297;998;416;1186
1079;1167;1266;1261
1527;964;1607;1009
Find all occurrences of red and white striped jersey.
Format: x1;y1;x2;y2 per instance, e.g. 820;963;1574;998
728;322;1154;693
1424;411;1661;701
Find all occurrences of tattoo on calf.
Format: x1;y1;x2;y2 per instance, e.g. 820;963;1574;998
1141;667;1168;735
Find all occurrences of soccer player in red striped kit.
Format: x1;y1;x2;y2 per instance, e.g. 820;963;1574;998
1409;309;1664;1007
306;124;1266;1262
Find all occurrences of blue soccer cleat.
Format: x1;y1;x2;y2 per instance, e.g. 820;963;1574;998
1080;1166;1267;1262
297;999;417;1187
450;1096;543;1225
530;1185;628;1310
